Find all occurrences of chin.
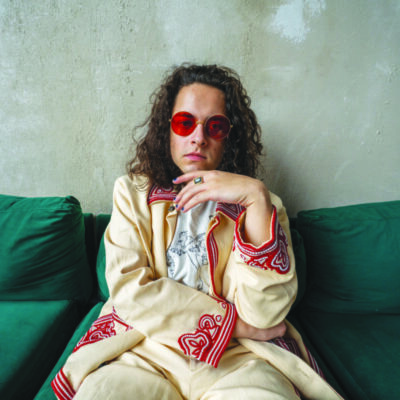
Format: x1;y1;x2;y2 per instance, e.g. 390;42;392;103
182;167;202;174
181;164;207;173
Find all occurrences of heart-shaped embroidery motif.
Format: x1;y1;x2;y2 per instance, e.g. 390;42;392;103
179;330;211;360
199;315;220;339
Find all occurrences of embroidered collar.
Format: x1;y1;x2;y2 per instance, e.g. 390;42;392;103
147;184;176;204
147;184;244;221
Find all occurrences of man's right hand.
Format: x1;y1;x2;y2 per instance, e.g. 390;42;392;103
233;316;287;341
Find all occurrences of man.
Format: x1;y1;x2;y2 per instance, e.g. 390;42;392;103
53;64;342;400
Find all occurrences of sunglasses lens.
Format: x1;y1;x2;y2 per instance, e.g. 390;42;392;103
206;115;231;140
171;112;196;136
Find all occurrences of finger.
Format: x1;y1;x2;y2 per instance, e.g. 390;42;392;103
175;184;208;211
173;171;208;186
178;190;212;213
174;173;209;203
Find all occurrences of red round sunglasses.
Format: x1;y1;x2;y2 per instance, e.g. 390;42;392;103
170;111;232;140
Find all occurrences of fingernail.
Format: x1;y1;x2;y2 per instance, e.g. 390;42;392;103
173;178;178;182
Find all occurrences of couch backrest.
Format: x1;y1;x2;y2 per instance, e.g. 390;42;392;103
0;195;93;302
297;200;400;314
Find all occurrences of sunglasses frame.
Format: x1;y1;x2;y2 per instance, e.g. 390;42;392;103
170;111;232;140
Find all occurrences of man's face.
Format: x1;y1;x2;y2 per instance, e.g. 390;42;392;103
170;83;227;174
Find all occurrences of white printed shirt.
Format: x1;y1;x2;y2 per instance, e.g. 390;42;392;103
166;201;217;293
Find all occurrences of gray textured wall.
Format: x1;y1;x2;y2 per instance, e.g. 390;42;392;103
1;0;399;216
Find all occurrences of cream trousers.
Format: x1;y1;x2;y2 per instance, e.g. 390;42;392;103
75;338;300;400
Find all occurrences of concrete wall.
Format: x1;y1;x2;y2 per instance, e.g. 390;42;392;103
1;0;399;216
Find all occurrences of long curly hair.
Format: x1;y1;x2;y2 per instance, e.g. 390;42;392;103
127;64;263;187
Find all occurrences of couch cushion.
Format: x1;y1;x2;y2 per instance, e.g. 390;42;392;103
286;314;346;398
94;214;111;301
297;201;400;313
34;302;104;400
298;308;400;400
0;195;93;301
0;300;81;400
96;235;109;301
290;228;307;308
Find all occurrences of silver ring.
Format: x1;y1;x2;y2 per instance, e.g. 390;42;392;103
194;176;204;184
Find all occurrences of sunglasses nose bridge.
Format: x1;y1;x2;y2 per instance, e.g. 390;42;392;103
191;119;208;144
195;119;205;127
193;118;206;133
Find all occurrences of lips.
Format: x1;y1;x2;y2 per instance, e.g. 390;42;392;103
184;152;206;161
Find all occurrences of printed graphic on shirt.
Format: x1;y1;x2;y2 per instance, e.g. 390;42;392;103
167;231;210;293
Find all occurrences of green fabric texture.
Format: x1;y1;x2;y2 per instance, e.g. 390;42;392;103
95;214;111;301
286;314;346;399
96;235;109;301
297;200;400;313
34;302;105;400
298;308;400;400
0;300;80;400
290;228;307;308
83;213;96;274
0;195;93;301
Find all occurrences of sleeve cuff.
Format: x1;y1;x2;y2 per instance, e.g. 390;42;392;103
178;301;237;368
52;368;75;400
233;206;291;274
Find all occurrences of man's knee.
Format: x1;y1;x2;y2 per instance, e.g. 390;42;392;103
75;362;182;400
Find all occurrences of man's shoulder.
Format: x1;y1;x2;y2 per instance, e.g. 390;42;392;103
113;174;151;203
115;174;150;190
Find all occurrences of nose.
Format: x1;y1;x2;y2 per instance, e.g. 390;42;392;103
190;122;208;146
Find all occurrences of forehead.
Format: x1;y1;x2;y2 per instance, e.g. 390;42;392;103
172;83;226;115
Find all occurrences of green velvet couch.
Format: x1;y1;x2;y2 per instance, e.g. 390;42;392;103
0;193;399;400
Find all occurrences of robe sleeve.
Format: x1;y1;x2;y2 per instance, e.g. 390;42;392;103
222;193;297;329
105;176;237;367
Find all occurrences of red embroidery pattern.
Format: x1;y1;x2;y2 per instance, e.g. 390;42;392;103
178;314;221;361
235;207;290;274
206;222;223;301
73;308;132;353
73;314;115;353
52;368;75;400
216;202;244;221
52;310;132;399
147;184;176;204
178;301;237;368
